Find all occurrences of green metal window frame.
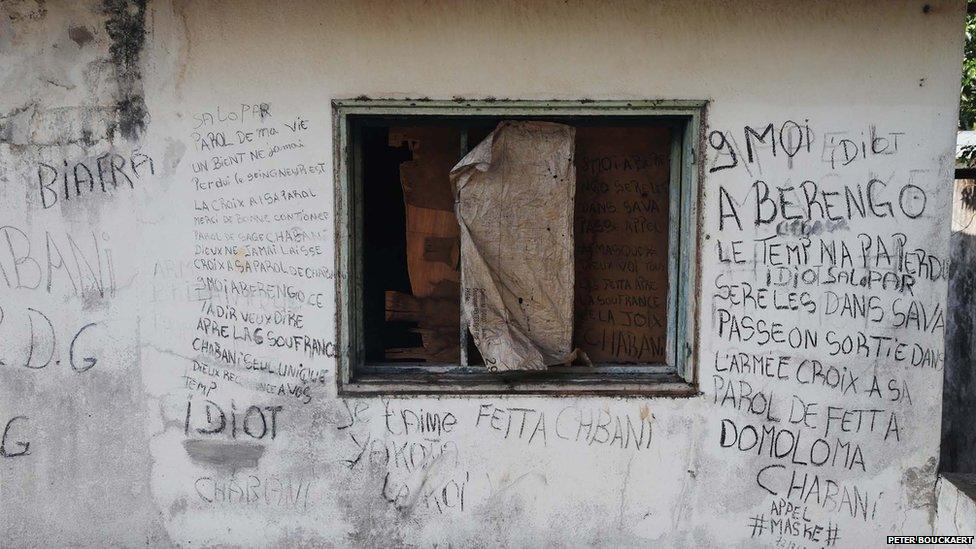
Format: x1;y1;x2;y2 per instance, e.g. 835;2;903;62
333;99;705;396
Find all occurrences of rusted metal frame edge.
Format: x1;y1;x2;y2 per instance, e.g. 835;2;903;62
687;104;709;389
665;122;683;375
333;105;363;393
671;105;706;387
333;105;348;391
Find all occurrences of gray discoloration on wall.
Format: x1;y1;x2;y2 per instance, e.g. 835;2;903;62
101;0;148;141
68;25;94;47
0;0;150;148
0;102;36;145
903;456;940;526
904;456;940;507
0;14;14;51
183;439;266;468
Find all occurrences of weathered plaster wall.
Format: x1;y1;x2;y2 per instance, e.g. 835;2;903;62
0;1;964;547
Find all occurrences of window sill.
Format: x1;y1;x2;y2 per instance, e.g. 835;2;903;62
339;370;699;397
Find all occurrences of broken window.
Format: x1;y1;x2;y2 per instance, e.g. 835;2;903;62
336;100;702;394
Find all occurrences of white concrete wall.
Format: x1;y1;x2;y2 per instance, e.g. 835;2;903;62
0;0;964;546
936;475;976;536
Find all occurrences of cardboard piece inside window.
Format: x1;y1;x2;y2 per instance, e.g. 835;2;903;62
450;121;577;371
574;126;672;364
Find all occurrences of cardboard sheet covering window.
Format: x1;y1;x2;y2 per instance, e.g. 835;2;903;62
450;121;577;371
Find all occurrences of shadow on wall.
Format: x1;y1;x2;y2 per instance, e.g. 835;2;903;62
941;178;976;473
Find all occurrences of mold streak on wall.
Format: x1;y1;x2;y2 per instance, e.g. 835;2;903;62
0;0;965;547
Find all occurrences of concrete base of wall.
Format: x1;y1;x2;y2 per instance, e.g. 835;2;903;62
936;474;976;535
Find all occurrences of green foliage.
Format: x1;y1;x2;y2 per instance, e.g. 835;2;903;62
961;5;976;131
959;5;976;167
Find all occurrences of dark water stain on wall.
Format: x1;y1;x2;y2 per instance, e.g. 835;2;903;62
101;0;148;141
68;25;94;47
